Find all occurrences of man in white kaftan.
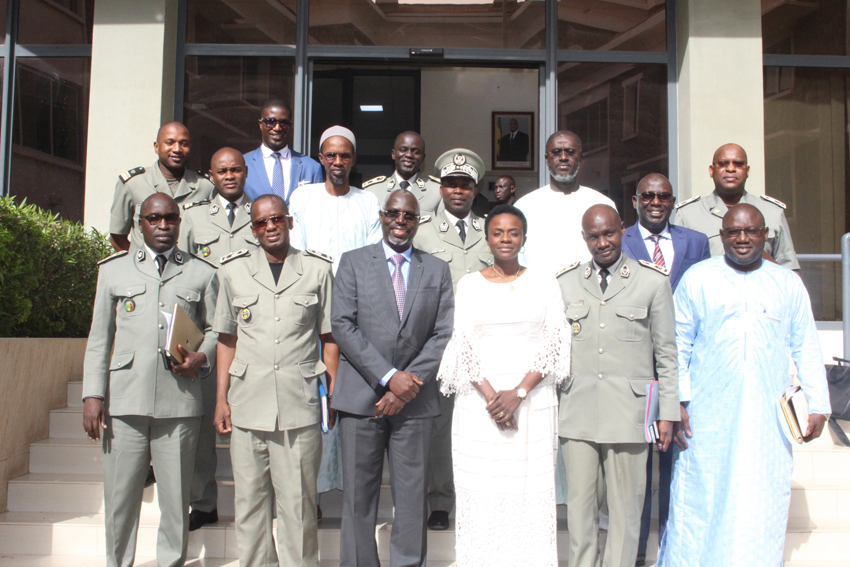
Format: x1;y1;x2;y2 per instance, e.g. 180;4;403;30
657;204;830;567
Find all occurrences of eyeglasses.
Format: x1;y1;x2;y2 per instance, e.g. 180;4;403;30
259;117;292;129
547;148;578;158
638;191;674;203
381;209;420;223
322;152;354;162
142;213;180;226
721;227;766;238
251;214;291;232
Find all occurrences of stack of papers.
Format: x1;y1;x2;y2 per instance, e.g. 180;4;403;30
645;381;660;444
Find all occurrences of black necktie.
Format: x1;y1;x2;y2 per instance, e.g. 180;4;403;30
155;254;167;276
599;268;610;293
226;202;236;226
456;220;466;244
399;180;410;189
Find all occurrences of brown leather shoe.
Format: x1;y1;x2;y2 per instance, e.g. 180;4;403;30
427;511;449;530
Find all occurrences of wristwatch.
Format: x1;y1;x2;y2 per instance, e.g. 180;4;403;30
515;386;528;400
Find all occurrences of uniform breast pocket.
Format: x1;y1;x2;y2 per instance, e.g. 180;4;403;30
615;306;649;342
116;284;146;317
193;234;220;259
227;359;248;407
232;295;260;328
291;293;319;326
175;287;202;319
565;305;590;342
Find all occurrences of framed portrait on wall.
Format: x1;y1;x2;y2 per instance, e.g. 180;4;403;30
492;111;534;171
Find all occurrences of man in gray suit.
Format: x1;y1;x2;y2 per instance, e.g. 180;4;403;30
332;188;455;567
83;192;218;567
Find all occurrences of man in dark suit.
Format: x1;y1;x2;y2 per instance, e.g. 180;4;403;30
331;188;455;567
498;118;530;162
621;172;709;566
243;99;323;204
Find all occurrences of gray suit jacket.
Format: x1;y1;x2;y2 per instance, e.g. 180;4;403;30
331;242;455;418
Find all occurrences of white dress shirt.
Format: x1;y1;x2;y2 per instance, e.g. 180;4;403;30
261;143;291;197
442;208;472;237
592;253;623;287
638;222;674;268
218;194;245;212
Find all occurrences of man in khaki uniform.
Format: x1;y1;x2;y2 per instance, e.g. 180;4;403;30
556;204;679;567
109;122;215;251
413;148;492;530
213;194;336;567
363;131;442;211
674;143;799;269
82;193;218;567
179;147;260;531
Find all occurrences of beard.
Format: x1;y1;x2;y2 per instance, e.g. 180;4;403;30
550;165;580;184
329;172;347;186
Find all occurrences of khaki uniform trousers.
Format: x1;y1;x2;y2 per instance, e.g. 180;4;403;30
561;438;648;567
190;374;218;512
231;423;323;567
102;415;201;567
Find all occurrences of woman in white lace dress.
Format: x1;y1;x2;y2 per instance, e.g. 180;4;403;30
438;205;570;567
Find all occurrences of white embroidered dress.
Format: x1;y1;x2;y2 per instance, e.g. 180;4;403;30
438;268;570;567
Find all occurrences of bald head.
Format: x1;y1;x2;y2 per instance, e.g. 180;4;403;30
721;203;768;268
710;143;750;197
154;122;191;174
210;147;248;202
722;203;764;229
140;192;179;217
582;204;624;268
634;173;675;233
713;143;748;164
139;193;180;253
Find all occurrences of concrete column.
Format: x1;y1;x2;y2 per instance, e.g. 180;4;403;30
675;0;765;200
83;0;178;232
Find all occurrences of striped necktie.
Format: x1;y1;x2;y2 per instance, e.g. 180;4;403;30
391;254;406;319
650;235;666;268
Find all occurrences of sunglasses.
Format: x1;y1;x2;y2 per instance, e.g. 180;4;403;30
548;148;578;158
381;209;420;223
259;117;292;129
322;152;354;162
251;214;291;232
721;227;766;238
638;191;674;203
142;213;180;226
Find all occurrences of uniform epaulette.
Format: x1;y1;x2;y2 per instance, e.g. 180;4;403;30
97;250;128;265
362;176;386;188
182;199;211;210
419;214;432;224
197;170;211;179
555;261;580;277
760;194;787;209
118;167;145;184
674;195;700;209
220;249;250;265
429;175;440;184
638;259;670;276
194;255;219;269
305;249;333;263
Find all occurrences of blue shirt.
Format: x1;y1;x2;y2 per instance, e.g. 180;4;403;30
379;241;413;385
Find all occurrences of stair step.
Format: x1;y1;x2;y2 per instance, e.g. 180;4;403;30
48;407;85;439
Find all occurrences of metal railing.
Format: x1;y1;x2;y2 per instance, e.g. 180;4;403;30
796;233;850;358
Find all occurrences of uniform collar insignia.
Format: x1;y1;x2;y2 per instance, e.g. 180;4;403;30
416;177;425;188
174;251;183;264
584;266;592;279
439;220;449;233
388;178;396;189
245;202;252;213
210;204;219;215
136;249;145;262
620;263;630;278
471;218;482;231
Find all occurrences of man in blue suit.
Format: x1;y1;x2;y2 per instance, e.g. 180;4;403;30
243;99;323;204
622;173;709;566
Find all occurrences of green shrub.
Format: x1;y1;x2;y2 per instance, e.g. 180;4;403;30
0;197;112;337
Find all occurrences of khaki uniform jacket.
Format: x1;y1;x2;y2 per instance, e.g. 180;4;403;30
179;195;260;265
214;247;333;432
412;202;493;292
674;190;799;269
110;160;215;245
363;172;442;212
556;255;679;444
82;246;219;418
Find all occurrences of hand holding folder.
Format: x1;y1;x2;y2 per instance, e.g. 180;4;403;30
161;304;206;380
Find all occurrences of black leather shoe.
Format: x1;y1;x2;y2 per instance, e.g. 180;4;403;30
317;505;323;522
427;511;449;530
635;553;646;567
144;466;156;488
189;508;218;531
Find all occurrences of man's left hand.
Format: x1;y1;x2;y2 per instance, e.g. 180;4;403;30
803;413;828;443
170;345;206;380
657;420;674;452
375;391;405;417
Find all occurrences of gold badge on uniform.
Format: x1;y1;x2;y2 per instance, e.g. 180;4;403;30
199;245;211;257
240;308;252;322
571;321;581;335
620;264;630;278
123;298;135;312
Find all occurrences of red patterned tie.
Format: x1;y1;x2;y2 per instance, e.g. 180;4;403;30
650;235;666;268
391;254;406;319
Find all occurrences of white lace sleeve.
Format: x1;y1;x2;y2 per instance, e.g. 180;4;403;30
530;277;571;384
437;277;484;396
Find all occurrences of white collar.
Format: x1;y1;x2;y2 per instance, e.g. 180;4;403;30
637;221;672;241
394;172;418;186
443;207;471;227
261;143;291;160
144;244;174;261
593;253;623;275
219;194;245;210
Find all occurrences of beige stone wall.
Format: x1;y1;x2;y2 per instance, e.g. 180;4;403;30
0;338;87;512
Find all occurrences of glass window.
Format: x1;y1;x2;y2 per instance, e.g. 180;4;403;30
187;0;297;44
19;0;93;44
763;1;848;56
10;57;90;221
558;0;665;52
309;0;545;49
763;67;849;320
183;56;296;172
558;62;667;226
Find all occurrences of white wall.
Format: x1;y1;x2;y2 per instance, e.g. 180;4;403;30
420;67;540;201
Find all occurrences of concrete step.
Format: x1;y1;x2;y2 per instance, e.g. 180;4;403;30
48;407;85;439
66;382;83;408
